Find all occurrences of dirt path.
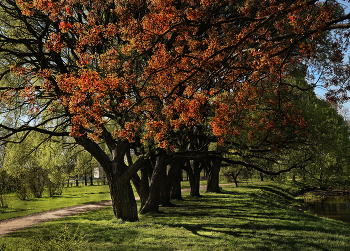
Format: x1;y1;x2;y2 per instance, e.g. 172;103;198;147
0;184;235;236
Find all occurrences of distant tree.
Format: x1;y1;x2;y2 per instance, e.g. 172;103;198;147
3;132;73;197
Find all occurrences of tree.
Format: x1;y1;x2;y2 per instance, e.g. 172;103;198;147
289;77;350;188
2;132;73;197
3;132;47;199
220;74;350;188
0;0;350;221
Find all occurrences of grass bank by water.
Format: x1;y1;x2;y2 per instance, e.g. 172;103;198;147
1;182;349;250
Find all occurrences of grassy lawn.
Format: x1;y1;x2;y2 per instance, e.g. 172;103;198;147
0;185;112;221
0;180;212;221
1;183;350;250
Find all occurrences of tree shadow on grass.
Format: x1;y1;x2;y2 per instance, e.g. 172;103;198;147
153;211;349;251
3;184;350;250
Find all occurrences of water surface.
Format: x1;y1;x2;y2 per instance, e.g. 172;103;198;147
308;196;350;223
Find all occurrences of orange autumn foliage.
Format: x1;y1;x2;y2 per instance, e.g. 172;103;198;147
9;0;350;148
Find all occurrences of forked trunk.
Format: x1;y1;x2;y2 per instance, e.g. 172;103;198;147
107;176;138;221
105;161;139;222
75;135;139;222
232;172;239;187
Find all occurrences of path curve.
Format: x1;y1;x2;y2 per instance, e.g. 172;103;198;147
0;184;232;236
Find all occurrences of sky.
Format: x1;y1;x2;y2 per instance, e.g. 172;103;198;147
313;1;350;111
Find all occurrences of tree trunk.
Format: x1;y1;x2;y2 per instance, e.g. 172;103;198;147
139;161;151;209
186;160;201;197
106;169;138;221
75;135;139;221
104;155;139;222
84;172;87;186
232;168;241;187
160;163;176;206
260;172;264;182
206;160;221;193
140;154;168;214
233;175;239;187
170;160;183;200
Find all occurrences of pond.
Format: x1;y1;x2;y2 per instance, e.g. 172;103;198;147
308;196;350;223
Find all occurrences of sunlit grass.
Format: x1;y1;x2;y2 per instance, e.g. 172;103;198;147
0;179;212;221
1;183;350;250
0;185;111;221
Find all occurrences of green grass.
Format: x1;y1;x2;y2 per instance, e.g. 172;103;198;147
0;180;211;221
1;183;350;250
0;185;112;221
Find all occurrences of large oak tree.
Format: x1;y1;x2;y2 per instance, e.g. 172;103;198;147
0;0;350;221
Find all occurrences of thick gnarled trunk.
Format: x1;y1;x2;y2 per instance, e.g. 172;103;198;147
75;134;139;222
107;173;138;221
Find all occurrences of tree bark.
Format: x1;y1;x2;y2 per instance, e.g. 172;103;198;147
185;160;201;197
206;159;221;193
160;162;176;206
170;160;183;200
75;133;139;221
105;164;138;222
84;171;87;186
140;154;168;214
139;161;151;209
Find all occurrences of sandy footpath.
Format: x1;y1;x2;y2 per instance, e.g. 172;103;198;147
0;184;233;236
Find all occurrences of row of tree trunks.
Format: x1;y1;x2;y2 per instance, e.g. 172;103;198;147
133;153;223;214
78;127;223;220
